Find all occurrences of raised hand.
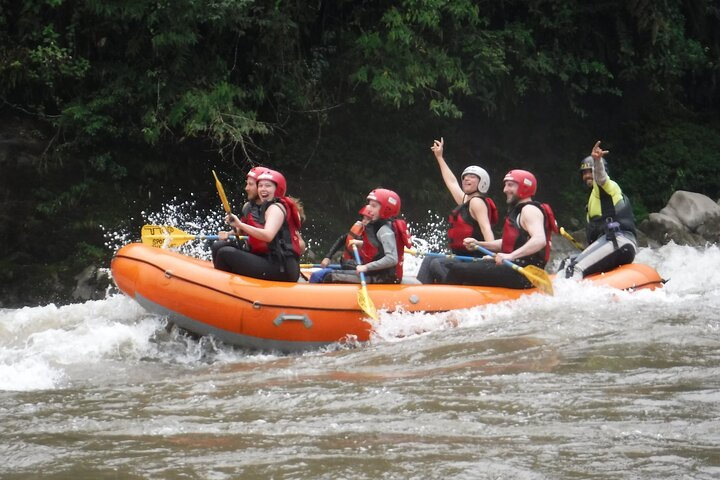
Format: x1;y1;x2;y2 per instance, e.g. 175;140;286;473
591;140;609;161
431;137;444;160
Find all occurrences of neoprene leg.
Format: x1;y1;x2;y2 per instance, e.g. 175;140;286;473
570;235;637;278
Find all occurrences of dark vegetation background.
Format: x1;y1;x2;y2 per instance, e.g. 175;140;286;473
1;0;719;306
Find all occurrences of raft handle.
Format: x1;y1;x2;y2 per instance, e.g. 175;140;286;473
273;314;313;329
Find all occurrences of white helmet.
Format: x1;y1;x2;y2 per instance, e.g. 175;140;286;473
461;165;490;194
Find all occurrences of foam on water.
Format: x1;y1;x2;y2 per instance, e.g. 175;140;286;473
0;296;157;391
6;194;719;392
372;242;720;345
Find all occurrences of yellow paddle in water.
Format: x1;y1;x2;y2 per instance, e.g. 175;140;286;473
351;244;378;320
141;225;246;248
559;227;584;250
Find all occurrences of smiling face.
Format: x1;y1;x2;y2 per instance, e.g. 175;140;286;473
461;174;480;195
245;177;259;202
256;179;277;202
503;180;520;205
365;200;382;221
581;169;593;188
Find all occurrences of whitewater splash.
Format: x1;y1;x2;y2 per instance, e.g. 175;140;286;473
6;189;720;393
102;195;226;262
373;242;720;342
2;242;718;392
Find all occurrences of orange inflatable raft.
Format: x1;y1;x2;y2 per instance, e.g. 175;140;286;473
111;243;663;353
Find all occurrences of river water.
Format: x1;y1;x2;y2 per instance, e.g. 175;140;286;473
1;242;719;479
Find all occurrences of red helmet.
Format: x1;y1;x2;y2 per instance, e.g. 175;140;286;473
503;169;537;199
367;188;401;219
358;205;373;218
247;166;267;180
257;169;287;197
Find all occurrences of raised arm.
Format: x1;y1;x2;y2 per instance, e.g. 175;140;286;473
591;140;610;187
431;137;465;205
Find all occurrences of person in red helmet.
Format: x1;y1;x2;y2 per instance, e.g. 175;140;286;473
211;166;267;261
444;169;556;288
308;205;374;283
417;137;498;284
213;168;304;282
323;188;411;284
322;205;374;269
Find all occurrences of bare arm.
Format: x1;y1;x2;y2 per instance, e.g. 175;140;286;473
497;204;546;263
229;203;285;242
468;197;495;241
431;137;464;205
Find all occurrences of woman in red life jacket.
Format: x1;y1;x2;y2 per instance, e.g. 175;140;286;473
417;137;498;284
213;169;303;282
322;188;406;284
211;166;267;263
445;169;553;289
308;205;373;284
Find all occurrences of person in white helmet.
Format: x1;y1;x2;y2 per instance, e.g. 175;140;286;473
417;137;499;284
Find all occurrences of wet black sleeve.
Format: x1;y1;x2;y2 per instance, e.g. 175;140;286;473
324;234;347;259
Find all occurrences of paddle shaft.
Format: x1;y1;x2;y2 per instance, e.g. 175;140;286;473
406;249;485;262
141;225;249;249
470;244;518;269
407;245;540;272
560;227;584;250
300;264;342;269
470;243;553;295
142;233;241;242
351;245;370;290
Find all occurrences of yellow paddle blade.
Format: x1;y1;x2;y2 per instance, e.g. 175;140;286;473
212;170;231;213
517;264;554;296
141;225;195;248
357;284;378;321
350;243;378;320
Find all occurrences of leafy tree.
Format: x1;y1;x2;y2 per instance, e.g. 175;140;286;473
0;0;718;306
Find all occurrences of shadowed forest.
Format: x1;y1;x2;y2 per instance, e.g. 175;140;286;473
1;0;719;306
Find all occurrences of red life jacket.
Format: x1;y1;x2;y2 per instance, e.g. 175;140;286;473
500;201;558;267
244;204;270;254
342;221;365;261
275;197;303;258
447;196;498;254
240;201;264;252
392;218;412;280
245;197;303;258
357;218;412;282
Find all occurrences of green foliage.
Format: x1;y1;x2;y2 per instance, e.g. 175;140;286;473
1;0;719;306
619;117;720;215
350;0;716;117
